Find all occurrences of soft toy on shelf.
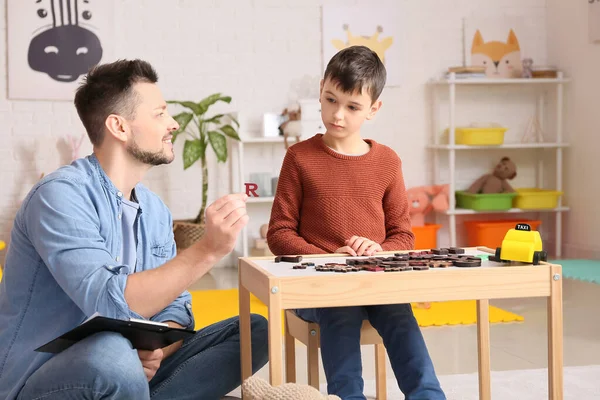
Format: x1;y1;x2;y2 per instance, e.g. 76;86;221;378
279;107;303;149
466;157;517;194
522;58;534;79
242;376;340;400
252;224;273;257
406;184;449;227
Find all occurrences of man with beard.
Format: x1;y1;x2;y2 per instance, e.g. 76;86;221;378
0;59;268;400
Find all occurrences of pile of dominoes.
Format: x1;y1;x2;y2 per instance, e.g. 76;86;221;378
278;248;483;272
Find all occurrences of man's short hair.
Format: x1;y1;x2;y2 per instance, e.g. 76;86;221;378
74;59;158;146
323;45;387;103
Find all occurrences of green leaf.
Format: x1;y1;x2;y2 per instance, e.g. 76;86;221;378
167;100;203;116
228;114;240;128
183;139;205;169
219;124;240;141
171;112;193;143
197;94;232;115
204;113;225;125
208;131;227;163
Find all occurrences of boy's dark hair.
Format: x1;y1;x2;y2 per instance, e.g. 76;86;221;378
74;59;158;146
323;45;387;103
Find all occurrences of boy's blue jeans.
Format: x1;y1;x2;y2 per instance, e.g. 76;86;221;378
17;315;268;400
296;304;446;400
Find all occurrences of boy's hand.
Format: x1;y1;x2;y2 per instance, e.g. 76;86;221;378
346;236;383;256
199;193;249;260
137;348;163;381
334;245;358;256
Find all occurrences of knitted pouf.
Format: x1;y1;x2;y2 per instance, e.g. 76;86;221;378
242;376;341;400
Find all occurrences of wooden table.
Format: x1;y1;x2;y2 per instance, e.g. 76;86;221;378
239;247;563;399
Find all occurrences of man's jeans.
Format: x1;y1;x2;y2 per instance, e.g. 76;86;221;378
296;304;445;400
17;315;268;400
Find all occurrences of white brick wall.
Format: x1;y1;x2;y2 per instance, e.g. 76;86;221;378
547;0;600;259
0;0;553;266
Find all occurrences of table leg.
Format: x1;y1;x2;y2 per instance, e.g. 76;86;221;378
375;344;387;400
284;312;297;383
268;303;283;385
548;266;564;399
307;328;320;389
239;282;252;383
477;299;491;400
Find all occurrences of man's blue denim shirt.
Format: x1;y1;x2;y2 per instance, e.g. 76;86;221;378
0;154;194;399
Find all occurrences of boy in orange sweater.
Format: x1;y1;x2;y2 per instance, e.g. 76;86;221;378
267;46;445;399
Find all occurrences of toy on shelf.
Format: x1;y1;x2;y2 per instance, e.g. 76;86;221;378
259;224;268;239
471;29;523;78
251;224;272;257
406;185;449;227
491;223;547;265
279;107;302;149
521;58;534;79
466;157;517;194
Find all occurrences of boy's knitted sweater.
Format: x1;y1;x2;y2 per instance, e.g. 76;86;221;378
267;134;414;256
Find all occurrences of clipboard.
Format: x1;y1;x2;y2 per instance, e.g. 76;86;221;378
35;316;196;354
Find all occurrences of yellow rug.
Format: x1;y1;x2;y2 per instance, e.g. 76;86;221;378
190;289;523;331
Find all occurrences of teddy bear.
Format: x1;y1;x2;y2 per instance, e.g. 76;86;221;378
406;185;449;227
279;107;303;149
242;376;341;400
466;157;517;194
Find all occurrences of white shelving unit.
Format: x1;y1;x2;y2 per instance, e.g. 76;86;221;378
232;99;322;257
246;196;275;204
429;72;570;257
231;136;283;257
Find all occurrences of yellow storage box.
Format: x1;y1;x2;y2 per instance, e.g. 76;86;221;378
444;125;507;145
513;188;563;209
456;126;507;145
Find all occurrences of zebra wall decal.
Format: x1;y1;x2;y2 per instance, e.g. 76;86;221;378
28;0;103;82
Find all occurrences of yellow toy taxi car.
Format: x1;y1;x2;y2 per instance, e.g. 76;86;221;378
494;223;547;265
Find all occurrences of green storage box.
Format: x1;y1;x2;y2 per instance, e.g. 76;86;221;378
455;191;517;211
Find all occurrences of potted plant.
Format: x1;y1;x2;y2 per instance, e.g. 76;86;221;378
168;93;241;250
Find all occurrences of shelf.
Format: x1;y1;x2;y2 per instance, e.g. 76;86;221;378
443;206;569;215
429;70;568;257
428;143;570;150
430;77;570;85
246;196;274;204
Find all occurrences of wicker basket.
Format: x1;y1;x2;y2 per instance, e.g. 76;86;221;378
173;219;205;250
